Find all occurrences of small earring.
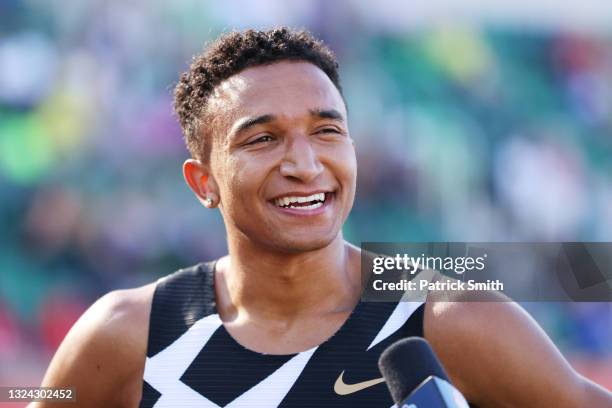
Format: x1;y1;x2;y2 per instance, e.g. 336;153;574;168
204;197;213;207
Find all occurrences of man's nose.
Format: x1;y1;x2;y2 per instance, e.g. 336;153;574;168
279;135;324;183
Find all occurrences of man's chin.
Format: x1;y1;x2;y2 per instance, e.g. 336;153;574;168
264;234;338;254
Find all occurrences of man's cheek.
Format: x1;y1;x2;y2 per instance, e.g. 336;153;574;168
325;144;356;167
337;149;357;180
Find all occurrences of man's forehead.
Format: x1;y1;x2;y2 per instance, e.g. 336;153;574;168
208;61;346;119
210;75;249;105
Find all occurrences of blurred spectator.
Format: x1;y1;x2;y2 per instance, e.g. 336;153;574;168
0;302;19;359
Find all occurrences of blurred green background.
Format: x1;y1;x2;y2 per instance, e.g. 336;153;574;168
0;0;611;396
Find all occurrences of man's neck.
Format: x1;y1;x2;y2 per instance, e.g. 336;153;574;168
215;234;361;325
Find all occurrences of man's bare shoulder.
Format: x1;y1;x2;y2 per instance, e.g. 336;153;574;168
91;283;157;349
32;282;156;408
423;288;610;407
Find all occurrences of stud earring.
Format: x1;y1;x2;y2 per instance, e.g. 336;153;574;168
204;197;213;207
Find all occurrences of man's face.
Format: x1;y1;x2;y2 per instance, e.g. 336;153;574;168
205;61;356;253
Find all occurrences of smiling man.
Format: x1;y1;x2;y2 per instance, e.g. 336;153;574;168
33;27;611;408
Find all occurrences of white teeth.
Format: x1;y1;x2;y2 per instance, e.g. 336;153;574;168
273;192;328;208
287;202;323;210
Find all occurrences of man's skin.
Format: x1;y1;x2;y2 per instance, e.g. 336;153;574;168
31;61;612;407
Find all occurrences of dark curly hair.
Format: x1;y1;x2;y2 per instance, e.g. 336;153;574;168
174;27;343;161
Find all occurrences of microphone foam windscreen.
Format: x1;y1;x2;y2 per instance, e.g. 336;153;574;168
378;337;450;404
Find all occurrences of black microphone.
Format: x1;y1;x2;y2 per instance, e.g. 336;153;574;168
378;337;470;408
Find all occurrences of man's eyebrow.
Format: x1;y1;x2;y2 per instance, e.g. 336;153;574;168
310;108;345;122
232;114;276;136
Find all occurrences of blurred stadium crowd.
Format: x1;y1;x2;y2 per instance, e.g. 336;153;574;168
0;0;611;390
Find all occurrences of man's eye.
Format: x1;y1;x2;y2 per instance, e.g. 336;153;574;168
317;127;341;134
247;135;273;145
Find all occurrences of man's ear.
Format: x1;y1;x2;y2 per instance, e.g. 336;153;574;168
183;159;220;208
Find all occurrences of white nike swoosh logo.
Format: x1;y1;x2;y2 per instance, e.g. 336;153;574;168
333;370;385;395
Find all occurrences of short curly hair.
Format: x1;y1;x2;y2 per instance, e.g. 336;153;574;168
174;27;343;161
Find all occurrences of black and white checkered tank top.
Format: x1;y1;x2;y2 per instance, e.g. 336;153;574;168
138;261;425;407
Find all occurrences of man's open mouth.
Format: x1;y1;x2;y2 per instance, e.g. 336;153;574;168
272;192;331;210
